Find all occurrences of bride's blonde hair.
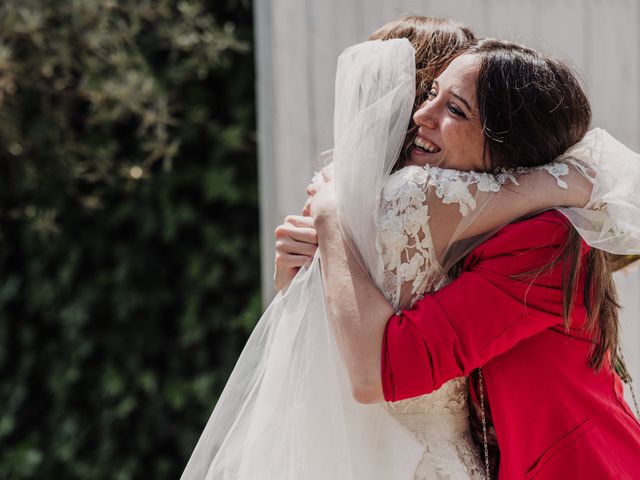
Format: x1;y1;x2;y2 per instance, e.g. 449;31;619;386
369;16;476;170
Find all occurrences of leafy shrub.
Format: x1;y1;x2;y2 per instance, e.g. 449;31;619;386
0;1;259;478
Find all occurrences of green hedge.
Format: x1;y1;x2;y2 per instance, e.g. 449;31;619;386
0;1;260;478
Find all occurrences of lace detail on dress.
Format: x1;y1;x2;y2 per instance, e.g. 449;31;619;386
377;163;575;310
384;378;485;480
378;167;440;310
501;162;571;189
385;376;468;416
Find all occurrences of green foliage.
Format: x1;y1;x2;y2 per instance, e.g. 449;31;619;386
0;0;259;478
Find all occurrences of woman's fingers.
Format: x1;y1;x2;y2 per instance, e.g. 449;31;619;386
306;163;334;198
301;199;312;216
306;182;318;197
284;214;316;231
275;235;318;257
275;252;312;270
273;215;318;292
321;163;334;182
308;178;336;220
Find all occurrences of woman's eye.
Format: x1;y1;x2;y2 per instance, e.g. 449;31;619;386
426;89;437;100
448;104;465;118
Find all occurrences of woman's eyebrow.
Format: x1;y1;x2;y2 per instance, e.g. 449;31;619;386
433;79;474;112
451;90;472;112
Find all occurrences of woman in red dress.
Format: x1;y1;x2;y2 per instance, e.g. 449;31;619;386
297;39;640;479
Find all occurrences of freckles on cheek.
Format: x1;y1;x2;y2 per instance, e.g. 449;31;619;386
459;127;474;143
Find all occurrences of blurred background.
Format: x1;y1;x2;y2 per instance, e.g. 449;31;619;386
1;1;638;479
0;1;259;478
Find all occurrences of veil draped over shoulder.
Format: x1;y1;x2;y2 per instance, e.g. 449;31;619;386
181;39;424;480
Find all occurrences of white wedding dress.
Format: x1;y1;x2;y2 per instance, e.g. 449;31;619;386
385;380;481;480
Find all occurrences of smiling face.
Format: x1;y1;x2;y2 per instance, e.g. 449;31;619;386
408;53;487;171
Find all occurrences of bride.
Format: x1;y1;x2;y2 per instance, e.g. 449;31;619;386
182;16;639;480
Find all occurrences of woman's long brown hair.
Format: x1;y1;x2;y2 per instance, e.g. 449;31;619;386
504;225;621;370
467;39;620;371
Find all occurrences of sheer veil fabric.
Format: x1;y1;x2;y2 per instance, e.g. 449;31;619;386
181;39;424;480
558;128;640;255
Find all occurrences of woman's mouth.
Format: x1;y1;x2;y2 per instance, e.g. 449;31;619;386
413;136;441;154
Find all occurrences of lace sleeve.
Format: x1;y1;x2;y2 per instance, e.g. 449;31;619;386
377;167;443;310
376;162;593;310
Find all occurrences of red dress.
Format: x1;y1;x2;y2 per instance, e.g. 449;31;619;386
381;211;640;479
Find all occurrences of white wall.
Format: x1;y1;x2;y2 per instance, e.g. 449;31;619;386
255;0;640;400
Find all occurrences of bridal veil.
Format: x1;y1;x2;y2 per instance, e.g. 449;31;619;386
181;39;424;480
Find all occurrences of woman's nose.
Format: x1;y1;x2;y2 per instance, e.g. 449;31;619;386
413;101;437;129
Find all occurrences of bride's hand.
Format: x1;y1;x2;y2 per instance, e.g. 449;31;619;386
273;165;333;292
309;177;337;222
274;215;318;292
303;163;334;216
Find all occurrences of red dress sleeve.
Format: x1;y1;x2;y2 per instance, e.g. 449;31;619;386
381;211;587;402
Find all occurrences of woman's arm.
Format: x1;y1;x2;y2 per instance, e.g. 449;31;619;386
311;183;393;403
455;164;593;241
